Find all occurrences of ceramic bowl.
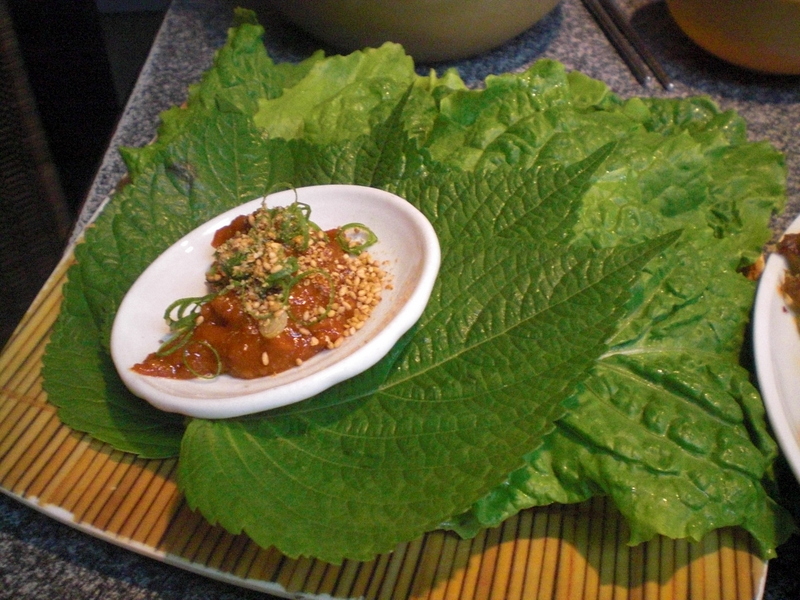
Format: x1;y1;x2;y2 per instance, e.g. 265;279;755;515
262;0;562;62
753;213;800;483
667;0;800;75
110;184;440;419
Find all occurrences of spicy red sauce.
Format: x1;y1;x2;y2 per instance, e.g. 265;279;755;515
132;226;357;380
132;289;350;379
211;214;249;247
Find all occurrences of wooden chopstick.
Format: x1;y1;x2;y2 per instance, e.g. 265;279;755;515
597;0;674;90
582;0;674;90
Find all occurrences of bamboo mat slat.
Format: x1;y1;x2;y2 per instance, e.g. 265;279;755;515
0;254;768;600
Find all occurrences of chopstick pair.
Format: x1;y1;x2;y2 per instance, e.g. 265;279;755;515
582;0;674;90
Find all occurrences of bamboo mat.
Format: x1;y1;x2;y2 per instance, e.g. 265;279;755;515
0;254;767;600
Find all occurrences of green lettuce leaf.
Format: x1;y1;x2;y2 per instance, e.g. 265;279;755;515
42;15;792;561
43;235;185;457
178;158;679;562
433;68;793;554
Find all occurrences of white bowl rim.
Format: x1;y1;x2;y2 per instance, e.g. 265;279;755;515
753;214;800;483
110;184;440;419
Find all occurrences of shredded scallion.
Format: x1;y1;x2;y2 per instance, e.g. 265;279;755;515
182;341;222;379
335;223;378;254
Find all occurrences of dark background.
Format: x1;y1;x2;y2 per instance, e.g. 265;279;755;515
0;0;165;346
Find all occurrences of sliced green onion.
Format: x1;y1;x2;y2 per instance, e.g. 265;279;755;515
155;328;194;357
221;252;248;279
158;293;216;357
294;201;311;220
335;223;378;254
261;181;297;200
308;220;323;235
264;256;299;286
163;293;216;331
239;287;282;325
183;340;222;379
277;202;313;250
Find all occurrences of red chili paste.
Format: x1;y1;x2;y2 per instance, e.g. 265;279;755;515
132;203;384;380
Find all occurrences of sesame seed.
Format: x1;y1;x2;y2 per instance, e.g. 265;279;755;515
206;203;392;374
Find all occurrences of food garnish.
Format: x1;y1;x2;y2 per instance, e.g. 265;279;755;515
133;201;384;379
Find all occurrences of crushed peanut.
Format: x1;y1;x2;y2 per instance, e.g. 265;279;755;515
207;201;388;351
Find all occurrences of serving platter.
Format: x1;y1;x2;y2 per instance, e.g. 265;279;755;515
0;253;767;599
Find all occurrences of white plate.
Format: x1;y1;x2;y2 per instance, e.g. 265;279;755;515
753;214;800;483
110;184;440;419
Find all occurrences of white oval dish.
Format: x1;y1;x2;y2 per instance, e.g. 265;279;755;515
753;213;800;483
110;184;440;419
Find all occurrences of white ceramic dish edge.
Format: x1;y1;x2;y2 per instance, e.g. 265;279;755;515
753;215;800;484
110;184;440;419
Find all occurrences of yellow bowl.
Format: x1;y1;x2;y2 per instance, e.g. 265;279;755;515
666;0;800;75
263;0;562;62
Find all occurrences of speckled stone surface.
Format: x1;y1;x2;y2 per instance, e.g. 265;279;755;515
3;0;799;598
